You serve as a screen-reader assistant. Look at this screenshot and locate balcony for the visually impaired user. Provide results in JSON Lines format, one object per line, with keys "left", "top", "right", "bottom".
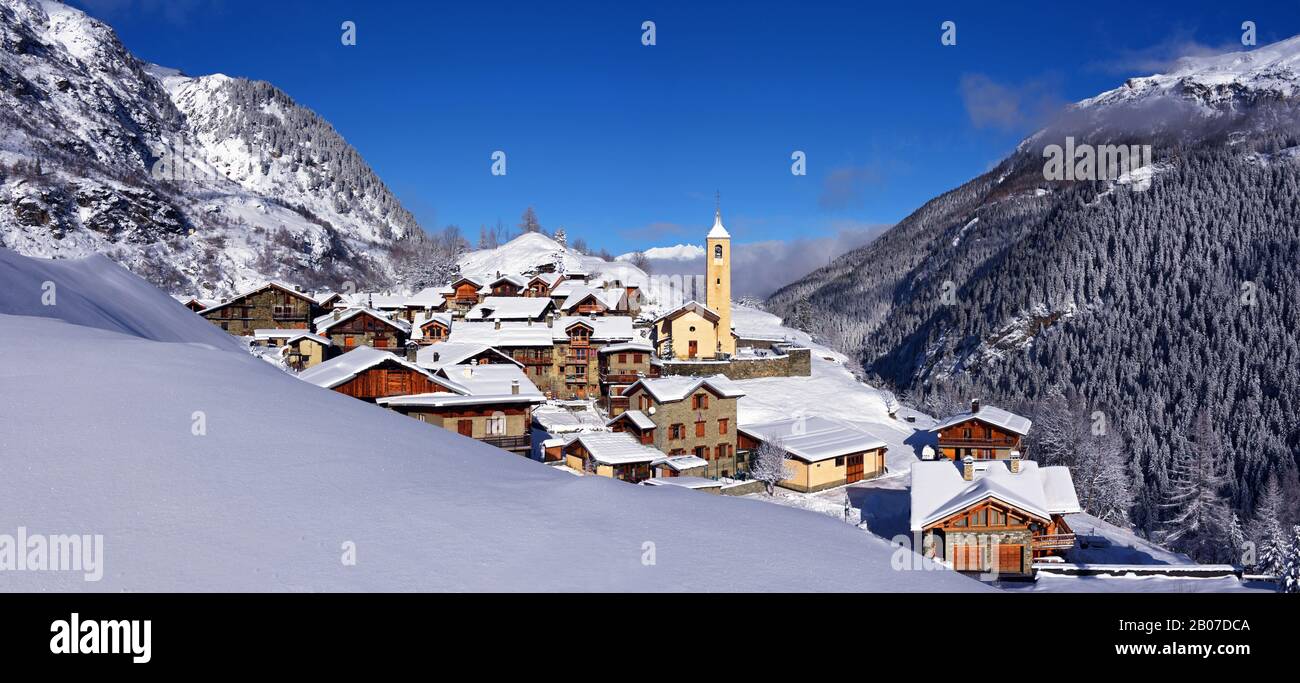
{"left": 1032, "top": 533, "right": 1076, "bottom": 550}
{"left": 564, "top": 374, "right": 588, "bottom": 384}
{"left": 514, "top": 354, "right": 553, "bottom": 365}
{"left": 939, "top": 436, "right": 1020, "bottom": 448}
{"left": 600, "top": 372, "right": 640, "bottom": 384}
{"left": 480, "top": 434, "right": 531, "bottom": 452}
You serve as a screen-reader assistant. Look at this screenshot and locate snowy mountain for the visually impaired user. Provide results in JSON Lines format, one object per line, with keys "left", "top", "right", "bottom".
{"left": 768, "top": 36, "right": 1300, "bottom": 547}
{"left": 459, "top": 231, "right": 653, "bottom": 290}
{"left": 0, "top": 0, "right": 421, "bottom": 298}
{"left": 0, "top": 246, "right": 983, "bottom": 591}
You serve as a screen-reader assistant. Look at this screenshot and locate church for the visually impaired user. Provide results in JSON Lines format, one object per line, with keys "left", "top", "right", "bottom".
{"left": 651, "top": 207, "right": 737, "bottom": 360}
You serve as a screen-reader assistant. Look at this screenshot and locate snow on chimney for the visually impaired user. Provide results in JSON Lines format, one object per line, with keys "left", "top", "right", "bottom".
{"left": 494, "top": 318, "right": 501, "bottom": 330}
{"left": 462, "top": 366, "right": 473, "bottom": 379}
{"left": 962, "top": 455, "right": 975, "bottom": 481}
{"left": 921, "top": 445, "right": 936, "bottom": 461}
{"left": 1009, "top": 450, "right": 1022, "bottom": 474}
{"left": 970, "top": 399, "right": 981, "bottom": 413}
{"left": 511, "top": 379, "right": 520, "bottom": 395}
{"left": 332, "top": 309, "right": 341, "bottom": 321}
{"left": 405, "top": 342, "right": 418, "bottom": 363}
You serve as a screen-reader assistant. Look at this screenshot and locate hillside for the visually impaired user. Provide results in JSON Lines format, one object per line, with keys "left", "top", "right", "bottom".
{"left": 0, "top": 0, "right": 423, "bottom": 298}
{"left": 768, "top": 36, "right": 1300, "bottom": 543}
{"left": 0, "top": 247, "right": 981, "bottom": 591}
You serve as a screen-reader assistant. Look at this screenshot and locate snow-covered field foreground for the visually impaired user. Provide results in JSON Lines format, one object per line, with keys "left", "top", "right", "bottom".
{"left": 0, "top": 250, "right": 984, "bottom": 592}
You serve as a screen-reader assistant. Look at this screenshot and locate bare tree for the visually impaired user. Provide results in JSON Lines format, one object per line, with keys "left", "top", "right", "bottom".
{"left": 519, "top": 206, "right": 542, "bottom": 234}
{"left": 750, "top": 439, "right": 794, "bottom": 496}
{"left": 628, "top": 250, "right": 652, "bottom": 274}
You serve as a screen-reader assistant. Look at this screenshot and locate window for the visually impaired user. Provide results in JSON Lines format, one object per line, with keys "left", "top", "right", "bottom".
{"left": 695, "top": 446, "right": 708, "bottom": 460}
{"left": 618, "top": 353, "right": 627, "bottom": 364}
{"left": 990, "top": 509, "right": 1004, "bottom": 526}
{"left": 963, "top": 427, "right": 972, "bottom": 438}
{"left": 972, "top": 509, "right": 987, "bottom": 527}
{"left": 670, "top": 424, "right": 685, "bottom": 440}
{"left": 695, "top": 421, "right": 706, "bottom": 437}
{"left": 714, "top": 244, "right": 723, "bottom": 260}
{"left": 692, "top": 394, "right": 709, "bottom": 410}
{"left": 486, "top": 415, "right": 507, "bottom": 436}
{"left": 633, "top": 353, "right": 643, "bottom": 363}
{"left": 718, "top": 418, "right": 728, "bottom": 435}
{"left": 835, "top": 456, "right": 844, "bottom": 466}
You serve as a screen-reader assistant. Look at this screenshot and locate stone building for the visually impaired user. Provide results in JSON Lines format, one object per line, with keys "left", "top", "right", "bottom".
{"left": 620, "top": 375, "right": 745, "bottom": 479}
{"left": 200, "top": 280, "right": 330, "bottom": 336}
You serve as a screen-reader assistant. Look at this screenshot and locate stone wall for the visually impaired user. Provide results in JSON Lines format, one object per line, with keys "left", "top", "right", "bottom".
{"left": 658, "top": 345, "right": 811, "bottom": 380}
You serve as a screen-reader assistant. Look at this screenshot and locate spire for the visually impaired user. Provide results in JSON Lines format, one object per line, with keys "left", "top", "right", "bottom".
{"left": 708, "top": 192, "right": 730, "bottom": 239}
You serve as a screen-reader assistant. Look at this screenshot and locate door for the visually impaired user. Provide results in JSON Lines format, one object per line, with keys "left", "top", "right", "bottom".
{"left": 845, "top": 453, "right": 864, "bottom": 483}
{"left": 688, "top": 340, "right": 698, "bottom": 358}
{"left": 457, "top": 420, "right": 473, "bottom": 437}
{"left": 997, "top": 545, "right": 1024, "bottom": 575}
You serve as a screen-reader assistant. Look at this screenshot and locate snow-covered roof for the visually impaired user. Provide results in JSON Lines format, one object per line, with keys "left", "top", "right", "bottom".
{"left": 650, "top": 454, "right": 708, "bottom": 472}
{"left": 707, "top": 210, "right": 730, "bottom": 239}
{"left": 489, "top": 274, "right": 529, "bottom": 288}
{"left": 553, "top": 315, "right": 638, "bottom": 342}
{"left": 598, "top": 341, "right": 654, "bottom": 354}
{"left": 253, "top": 329, "right": 332, "bottom": 345}
{"left": 409, "top": 311, "right": 453, "bottom": 340}
{"left": 197, "top": 279, "right": 322, "bottom": 314}
{"left": 415, "top": 342, "right": 520, "bottom": 370}
{"left": 404, "top": 287, "right": 447, "bottom": 308}
{"left": 378, "top": 365, "right": 544, "bottom": 408}
{"left": 558, "top": 285, "right": 610, "bottom": 312}
{"left": 643, "top": 476, "right": 721, "bottom": 490}
{"left": 568, "top": 432, "right": 665, "bottom": 465}
{"left": 548, "top": 279, "right": 581, "bottom": 298}
{"left": 313, "top": 307, "right": 413, "bottom": 335}
{"left": 447, "top": 321, "right": 556, "bottom": 348}
{"left": 738, "top": 416, "right": 887, "bottom": 463}
{"left": 653, "top": 300, "right": 720, "bottom": 324}
{"left": 608, "top": 410, "right": 656, "bottom": 431}
{"left": 909, "top": 459, "right": 1081, "bottom": 531}
{"left": 531, "top": 405, "right": 610, "bottom": 433}
{"left": 340, "top": 292, "right": 409, "bottom": 310}
{"left": 625, "top": 374, "right": 745, "bottom": 403}
{"left": 931, "top": 404, "right": 1032, "bottom": 435}
{"left": 467, "top": 296, "right": 553, "bottom": 321}
{"left": 298, "top": 346, "right": 440, "bottom": 390}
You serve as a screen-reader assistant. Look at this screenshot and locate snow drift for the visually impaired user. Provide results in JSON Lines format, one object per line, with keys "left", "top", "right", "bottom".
{"left": 0, "top": 248, "right": 980, "bottom": 591}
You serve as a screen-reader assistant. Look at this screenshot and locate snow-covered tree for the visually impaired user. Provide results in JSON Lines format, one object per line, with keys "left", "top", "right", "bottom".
{"left": 750, "top": 439, "right": 794, "bottom": 496}
{"left": 627, "top": 251, "right": 652, "bottom": 274}
{"left": 553, "top": 226, "right": 567, "bottom": 246}
{"left": 1074, "top": 431, "right": 1134, "bottom": 526}
{"left": 1277, "top": 526, "right": 1300, "bottom": 593}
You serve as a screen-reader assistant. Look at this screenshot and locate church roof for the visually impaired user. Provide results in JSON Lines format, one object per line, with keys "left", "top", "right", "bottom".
{"left": 707, "top": 209, "right": 730, "bottom": 239}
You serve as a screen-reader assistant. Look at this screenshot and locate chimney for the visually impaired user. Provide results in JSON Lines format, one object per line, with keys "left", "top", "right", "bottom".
{"left": 921, "top": 445, "right": 936, "bottom": 461}
{"left": 970, "top": 399, "right": 981, "bottom": 413}
{"left": 511, "top": 379, "right": 520, "bottom": 395}
{"left": 962, "top": 455, "right": 975, "bottom": 481}
{"left": 1009, "top": 450, "right": 1022, "bottom": 474}
{"left": 405, "top": 342, "right": 418, "bottom": 362}
{"left": 332, "top": 309, "right": 340, "bottom": 321}
{"left": 462, "top": 366, "right": 473, "bottom": 379}
{"left": 547, "top": 314, "right": 554, "bottom": 328}
{"left": 494, "top": 318, "right": 502, "bottom": 330}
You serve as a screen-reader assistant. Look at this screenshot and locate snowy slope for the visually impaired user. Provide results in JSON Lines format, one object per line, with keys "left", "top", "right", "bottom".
{"left": 0, "top": 0, "right": 417, "bottom": 297}
{"left": 0, "top": 251, "right": 981, "bottom": 592}
{"left": 731, "top": 305, "right": 930, "bottom": 472}
{"left": 459, "top": 232, "right": 654, "bottom": 293}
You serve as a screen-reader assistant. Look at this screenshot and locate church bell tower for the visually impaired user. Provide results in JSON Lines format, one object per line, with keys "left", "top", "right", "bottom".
{"left": 705, "top": 200, "right": 734, "bottom": 355}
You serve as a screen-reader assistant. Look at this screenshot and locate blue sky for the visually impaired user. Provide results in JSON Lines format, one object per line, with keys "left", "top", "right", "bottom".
{"left": 71, "top": 0, "right": 1300, "bottom": 254}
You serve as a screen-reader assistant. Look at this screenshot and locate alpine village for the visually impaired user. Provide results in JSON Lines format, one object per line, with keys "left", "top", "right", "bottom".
{"left": 185, "top": 208, "right": 1081, "bottom": 579}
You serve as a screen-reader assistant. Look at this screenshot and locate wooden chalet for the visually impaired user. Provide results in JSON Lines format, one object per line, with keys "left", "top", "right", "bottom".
{"left": 910, "top": 456, "right": 1081, "bottom": 577}
{"left": 377, "top": 365, "right": 545, "bottom": 455}
{"left": 737, "top": 416, "right": 888, "bottom": 492}
{"left": 562, "top": 432, "right": 663, "bottom": 483}
{"left": 488, "top": 274, "right": 528, "bottom": 297}
{"left": 200, "top": 281, "right": 329, "bottom": 336}
{"left": 597, "top": 341, "right": 653, "bottom": 413}
{"left": 313, "top": 307, "right": 412, "bottom": 352}
{"left": 607, "top": 409, "right": 657, "bottom": 445}
{"left": 931, "top": 400, "right": 1032, "bottom": 461}
{"left": 524, "top": 274, "right": 560, "bottom": 298}
{"left": 411, "top": 311, "right": 452, "bottom": 345}
{"left": 297, "top": 345, "right": 452, "bottom": 402}
{"left": 448, "top": 276, "right": 487, "bottom": 313}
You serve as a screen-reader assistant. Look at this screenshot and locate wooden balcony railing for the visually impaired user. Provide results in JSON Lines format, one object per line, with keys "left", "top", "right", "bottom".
{"left": 480, "top": 435, "right": 531, "bottom": 451}
{"left": 1032, "top": 533, "right": 1076, "bottom": 550}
